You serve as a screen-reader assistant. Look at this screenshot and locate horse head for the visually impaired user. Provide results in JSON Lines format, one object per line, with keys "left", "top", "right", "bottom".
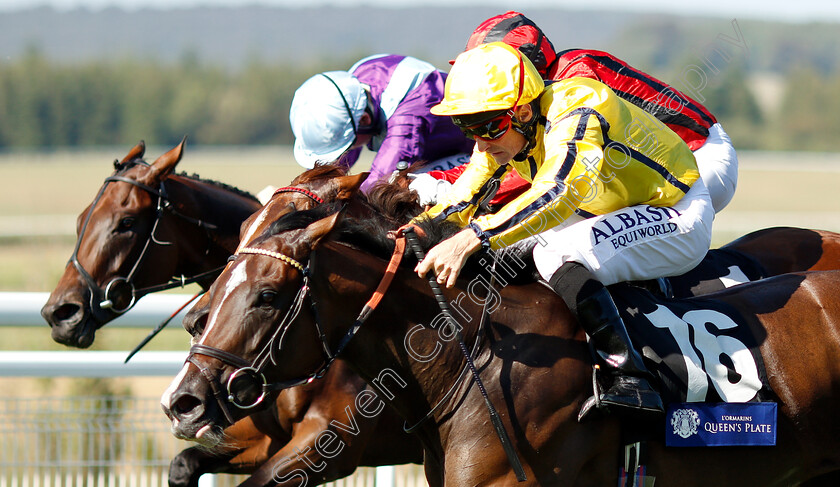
{"left": 166, "top": 171, "right": 403, "bottom": 443}
{"left": 163, "top": 202, "right": 348, "bottom": 444}
{"left": 180, "top": 168, "right": 369, "bottom": 342}
{"left": 41, "top": 138, "right": 262, "bottom": 348}
{"left": 161, "top": 179, "right": 587, "bottom": 483}
{"left": 162, "top": 178, "right": 491, "bottom": 440}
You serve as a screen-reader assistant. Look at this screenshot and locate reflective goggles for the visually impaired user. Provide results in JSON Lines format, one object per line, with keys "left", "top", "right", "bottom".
{"left": 454, "top": 112, "right": 512, "bottom": 141}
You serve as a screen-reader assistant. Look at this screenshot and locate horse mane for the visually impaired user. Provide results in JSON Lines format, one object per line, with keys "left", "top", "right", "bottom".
{"left": 267, "top": 202, "right": 348, "bottom": 236}
{"left": 262, "top": 180, "right": 458, "bottom": 257}
{"left": 178, "top": 172, "right": 258, "bottom": 202}
{"left": 336, "top": 182, "right": 462, "bottom": 261}
{"left": 342, "top": 182, "right": 538, "bottom": 282}
{"left": 365, "top": 180, "right": 425, "bottom": 224}
{"left": 290, "top": 164, "right": 348, "bottom": 185}
{"left": 113, "top": 156, "right": 258, "bottom": 202}
{"left": 260, "top": 177, "right": 537, "bottom": 282}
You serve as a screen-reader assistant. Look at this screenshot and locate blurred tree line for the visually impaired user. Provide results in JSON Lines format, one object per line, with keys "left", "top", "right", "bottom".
{"left": 0, "top": 47, "right": 838, "bottom": 151}
{"left": 0, "top": 48, "right": 320, "bottom": 148}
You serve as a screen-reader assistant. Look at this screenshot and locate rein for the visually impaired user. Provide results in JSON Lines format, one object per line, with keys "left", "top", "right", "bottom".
{"left": 402, "top": 226, "right": 527, "bottom": 482}
{"left": 187, "top": 217, "right": 525, "bottom": 481}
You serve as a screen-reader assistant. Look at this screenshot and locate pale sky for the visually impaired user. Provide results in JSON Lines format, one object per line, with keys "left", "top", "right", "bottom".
{"left": 1, "top": 0, "right": 839, "bottom": 23}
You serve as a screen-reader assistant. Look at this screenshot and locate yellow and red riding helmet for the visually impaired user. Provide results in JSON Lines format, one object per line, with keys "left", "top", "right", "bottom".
{"left": 432, "top": 42, "right": 545, "bottom": 118}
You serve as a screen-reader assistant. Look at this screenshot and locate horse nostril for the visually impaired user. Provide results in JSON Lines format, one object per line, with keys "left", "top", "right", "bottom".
{"left": 183, "top": 309, "right": 208, "bottom": 338}
{"left": 171, "top": 393, "right": 203, "bottom": 420}
{"left": 53, "top": 303, "right": 82, "bottom": 323}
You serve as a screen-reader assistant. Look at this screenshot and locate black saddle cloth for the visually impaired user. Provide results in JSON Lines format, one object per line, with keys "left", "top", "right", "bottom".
{"left": 666, "top": 248, "right": 767, "bottom": 298}
{"left": 609, "top": 283, "right": 775, "bottom": 405}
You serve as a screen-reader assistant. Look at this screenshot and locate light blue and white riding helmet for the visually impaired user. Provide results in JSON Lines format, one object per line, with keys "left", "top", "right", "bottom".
{"left": 290, "top": 71, "right": 368, "bottom": 169}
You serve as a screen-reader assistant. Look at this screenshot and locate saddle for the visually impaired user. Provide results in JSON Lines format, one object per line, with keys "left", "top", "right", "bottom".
{"left": 608, "top": 283, "right": 778, "bottom": 486}
{"left": 488, "top": 244, "right": 778, "bottom": 485}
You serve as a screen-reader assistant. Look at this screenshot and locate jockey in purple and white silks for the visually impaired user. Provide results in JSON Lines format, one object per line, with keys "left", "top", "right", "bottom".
{"left": 290, "top": 54, "right": 474, "bottom": 192}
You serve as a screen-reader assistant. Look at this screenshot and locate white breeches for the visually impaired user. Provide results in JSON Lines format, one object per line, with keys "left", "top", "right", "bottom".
{"left": 531, "top": 178, "right": 714, "bottom": 285}
{"left": 695, "top": 123, "right": 738, "bottom": 213}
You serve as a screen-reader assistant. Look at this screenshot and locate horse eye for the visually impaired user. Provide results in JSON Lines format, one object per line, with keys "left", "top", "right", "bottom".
{"left": 118, "top": 217, "right": 136, "bottom": 231}
{"left": 258, "top": 290, "right": 276, "bottom": 306}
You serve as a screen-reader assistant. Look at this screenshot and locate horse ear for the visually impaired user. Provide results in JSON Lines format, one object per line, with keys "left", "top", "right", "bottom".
{"left": 120, "top": 141, "right": 146, "bottom": 163}
{"left": 335, "top": 172, "right": 369, "bottom": 200}
{"left": 304, "top": 209, "right": 344, "bottom": 249}
{"left": 145, "top": 136, "right": 187, "bottom": 183}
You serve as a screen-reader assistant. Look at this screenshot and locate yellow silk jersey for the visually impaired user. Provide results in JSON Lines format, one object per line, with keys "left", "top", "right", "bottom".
{"left": 420, "top": 77, "right": 700, "bottom": 250}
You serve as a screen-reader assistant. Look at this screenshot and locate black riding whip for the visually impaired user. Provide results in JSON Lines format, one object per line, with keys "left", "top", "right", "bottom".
{"left": 124, "top": 291, "right": 203, "bottom": 363}
{"left": 402, "top": 226, "right": 527, "bottom": 482}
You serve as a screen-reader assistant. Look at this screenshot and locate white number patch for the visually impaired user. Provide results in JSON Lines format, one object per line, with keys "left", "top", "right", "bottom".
{"left": 645, "top": 305, "right": 762, "bottom": 402}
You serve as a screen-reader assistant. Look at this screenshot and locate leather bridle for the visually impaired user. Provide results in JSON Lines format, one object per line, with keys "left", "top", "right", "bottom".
{"left": 123, "top": 185, "right": 327, "bottom": 362}
{"left": 70, "top": 162, "right": 223, "bottom": 324}
{"left": 178, "top": 191, "right": 526, "bottom": 478}
{"left": 185, "top": 217, "right": 404, "bottom": 424}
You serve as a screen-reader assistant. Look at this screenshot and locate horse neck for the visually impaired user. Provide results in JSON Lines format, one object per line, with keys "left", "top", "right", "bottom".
{"left": 309, "top": 240, "right": 572, "bottom": 455}
{"left": 167, "top": 175, "right": 261, "bottom": 269}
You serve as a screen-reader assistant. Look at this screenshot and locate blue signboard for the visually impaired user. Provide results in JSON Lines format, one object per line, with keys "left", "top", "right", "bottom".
{"left": 666, "top": 403, "right": 777, "bottom": 447}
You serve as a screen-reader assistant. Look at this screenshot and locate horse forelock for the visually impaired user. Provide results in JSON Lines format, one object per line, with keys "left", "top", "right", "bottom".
{"left": 264, "top": 202, "right": 346, "bottom": 240}
{"left": 113, "top": 157, "right": 148, "bottom": 173}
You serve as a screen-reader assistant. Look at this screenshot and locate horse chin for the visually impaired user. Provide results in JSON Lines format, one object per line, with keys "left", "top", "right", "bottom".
{"left": 193, "top": 424, "right": 236, "bottom": 453}
{"left": 172, "top": 419, "right": 231, "bottom": 452}
{"left": 50, "top": 315, "right": 97, "bottom": 349}
{"left": 165, "top": 395, "right": 238, "bottom": 450}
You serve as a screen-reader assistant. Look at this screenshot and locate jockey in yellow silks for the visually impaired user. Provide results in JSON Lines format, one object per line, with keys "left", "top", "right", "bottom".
{"left": 412, "top": 42, "right": 714, "bottom": 418}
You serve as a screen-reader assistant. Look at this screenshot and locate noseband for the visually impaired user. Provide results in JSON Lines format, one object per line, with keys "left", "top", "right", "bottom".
{"left": 71, "top": 162, "right": 221, "bottom": 323}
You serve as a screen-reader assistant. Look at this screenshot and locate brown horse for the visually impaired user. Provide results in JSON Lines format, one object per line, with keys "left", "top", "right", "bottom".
{"left": 168, "top": 168, "right": 425, "bottom": 487}
{"left": 39, "top": 148, "right": 422, "bottom": 486}
{"left": 41, "top": 139, "right": 262, "bottom": 348}
{"left": 45, "top": 148, "right": 840, "bottom": 485}
{"left": 722, "top": 226, "right": 840, "bottom": 274}
{"left": 162, "top": 187, "right": 840, "bottom": 486}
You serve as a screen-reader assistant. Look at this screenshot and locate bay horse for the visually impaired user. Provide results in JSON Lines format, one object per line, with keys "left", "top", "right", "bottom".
{"left": 161, "top": 187, "right": 840, "bottom": 486}
{"left": 39, "top": 147, "right": 422, "bottom": 486}
{"left": 41, "top": 138, "right": 262, "bottom": 349}
{"left": 721, "top": 225, "right": 840, "bottom": 274}
{"left": 44, "top": 148, "right": 840, "bottom": 485}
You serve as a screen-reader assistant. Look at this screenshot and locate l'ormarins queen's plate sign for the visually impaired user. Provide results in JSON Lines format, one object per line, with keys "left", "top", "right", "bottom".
{"left": 666, "top": 403, "right": 777, "bottom": 447}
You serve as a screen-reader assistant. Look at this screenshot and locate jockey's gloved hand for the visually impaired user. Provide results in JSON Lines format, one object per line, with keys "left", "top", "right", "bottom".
{"left": 408, "top": 173, "right": 453, "bottom": 207}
